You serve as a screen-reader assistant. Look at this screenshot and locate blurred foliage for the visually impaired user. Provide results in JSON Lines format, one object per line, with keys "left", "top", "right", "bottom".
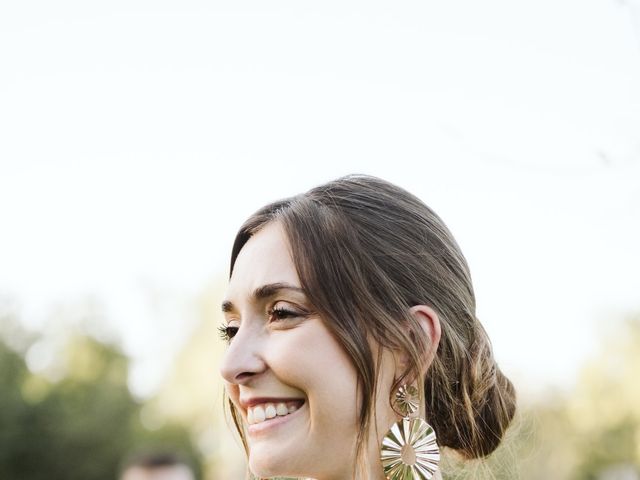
{"left": 0, "top": 320, "right": 203, "bottom": 480}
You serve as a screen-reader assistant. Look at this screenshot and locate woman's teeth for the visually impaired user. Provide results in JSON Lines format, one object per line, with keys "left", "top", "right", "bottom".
{"left": 247, "top": 402, "right": 301, "bottom": 425}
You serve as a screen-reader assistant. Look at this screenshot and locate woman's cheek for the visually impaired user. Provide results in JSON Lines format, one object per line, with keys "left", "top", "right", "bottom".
{"left": 225, "top": 383, "right": 241, "bottom": 405}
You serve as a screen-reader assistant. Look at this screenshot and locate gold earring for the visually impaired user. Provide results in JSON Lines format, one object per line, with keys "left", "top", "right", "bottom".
{"left": 380, "top": 384, "right": 440, "bottom": 480}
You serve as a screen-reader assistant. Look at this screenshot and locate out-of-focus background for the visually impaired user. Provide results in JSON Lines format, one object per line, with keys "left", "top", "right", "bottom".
{"left": 1, "top": 1, "right": 639, "bottom": 479}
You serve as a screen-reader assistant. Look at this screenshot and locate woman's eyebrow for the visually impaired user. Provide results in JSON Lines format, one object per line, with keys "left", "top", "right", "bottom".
{"left": 221, "top": 282, "right": 306, "bottom": 313}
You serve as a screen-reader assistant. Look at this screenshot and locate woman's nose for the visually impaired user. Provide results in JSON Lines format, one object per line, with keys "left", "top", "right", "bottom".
{"left": 219, "top": 326, "right": 267, "bottom": 384}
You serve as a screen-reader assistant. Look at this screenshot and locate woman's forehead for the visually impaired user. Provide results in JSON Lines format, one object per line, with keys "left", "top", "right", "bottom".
{"left": 226, "top": 222, "right": 301, "bottom": 302}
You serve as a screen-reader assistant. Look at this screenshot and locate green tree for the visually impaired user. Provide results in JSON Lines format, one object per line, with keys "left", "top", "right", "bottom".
{"left": 0, "top": 330, "right": 203, "bottom": 480}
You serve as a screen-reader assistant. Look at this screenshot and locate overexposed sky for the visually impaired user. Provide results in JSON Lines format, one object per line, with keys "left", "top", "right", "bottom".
{"left": 1, "top": 0, "right": 639, "bottom": 397}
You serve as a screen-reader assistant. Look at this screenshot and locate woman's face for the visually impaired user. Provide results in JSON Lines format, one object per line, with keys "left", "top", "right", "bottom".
{"left": 219, "top": 222, "right": 397, "bottom": 479}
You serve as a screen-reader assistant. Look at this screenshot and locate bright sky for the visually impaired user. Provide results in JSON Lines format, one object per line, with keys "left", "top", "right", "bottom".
{"left": 1, "top": 0, "right": 639, "bottom": 398}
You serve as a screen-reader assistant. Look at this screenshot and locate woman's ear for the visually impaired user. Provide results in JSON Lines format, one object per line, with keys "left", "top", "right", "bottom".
{"left": 410, "top": 305, "right": 441, "bottom": 370}
{"left": 394, "top": 305, "right": 442, "bottom": 382}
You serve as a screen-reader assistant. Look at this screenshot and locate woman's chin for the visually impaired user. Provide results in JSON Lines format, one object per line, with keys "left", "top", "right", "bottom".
{"left": 249, "top": 452, "right": 292, "bottom": 479}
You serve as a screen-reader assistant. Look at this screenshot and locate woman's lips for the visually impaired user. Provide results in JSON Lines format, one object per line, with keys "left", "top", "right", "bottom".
{"left": 247, "top": 401, "right": 306, "bottom": 437}
{"left": 239, "top": 396, "right": 305, "bottom": 410}
{"left": 247, "top": 400, "right": 304, "bottom": 425}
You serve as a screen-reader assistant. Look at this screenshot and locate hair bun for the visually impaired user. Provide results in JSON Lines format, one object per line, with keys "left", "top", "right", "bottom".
{"left": 427, "top": 324, "right": 517, "bottom": 459}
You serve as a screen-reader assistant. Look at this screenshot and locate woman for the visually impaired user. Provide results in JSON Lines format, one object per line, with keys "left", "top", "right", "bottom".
{"left": 219, "top": 175, "right": 516, "bottom": 480}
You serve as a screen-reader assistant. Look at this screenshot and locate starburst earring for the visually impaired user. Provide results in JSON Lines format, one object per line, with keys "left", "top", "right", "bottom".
{"left": 380, "top": 384, "right": 440, "bottom": 480}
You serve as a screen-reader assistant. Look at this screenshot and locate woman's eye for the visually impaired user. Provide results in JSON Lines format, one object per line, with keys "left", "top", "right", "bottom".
{"left": 218, "top": 306, "right": 306, "bottom": 342}
{"left": 217, "top": 324, "right": 239, "bottom": 343}
{"left": 268, "top": 306, "right": 300, "bottom": 322}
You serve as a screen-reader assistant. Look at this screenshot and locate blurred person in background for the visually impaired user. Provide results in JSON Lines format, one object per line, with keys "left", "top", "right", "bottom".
{"left": 119, "top": 452, "right": 195, "bottom": 480}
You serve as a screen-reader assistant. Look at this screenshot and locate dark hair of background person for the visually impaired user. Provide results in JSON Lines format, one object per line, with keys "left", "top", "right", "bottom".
{"left": 119, "top": 451, "right": 195, "bottom": 479}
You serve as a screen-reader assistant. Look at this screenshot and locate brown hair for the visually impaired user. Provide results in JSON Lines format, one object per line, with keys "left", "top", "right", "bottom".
{"left": 227, "top": 174, "right": 516, "bottom": 477}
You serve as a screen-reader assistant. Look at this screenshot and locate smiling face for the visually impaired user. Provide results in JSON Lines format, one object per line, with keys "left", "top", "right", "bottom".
{"left": 219, "top": 221, "right": 398, "bottom": 479}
